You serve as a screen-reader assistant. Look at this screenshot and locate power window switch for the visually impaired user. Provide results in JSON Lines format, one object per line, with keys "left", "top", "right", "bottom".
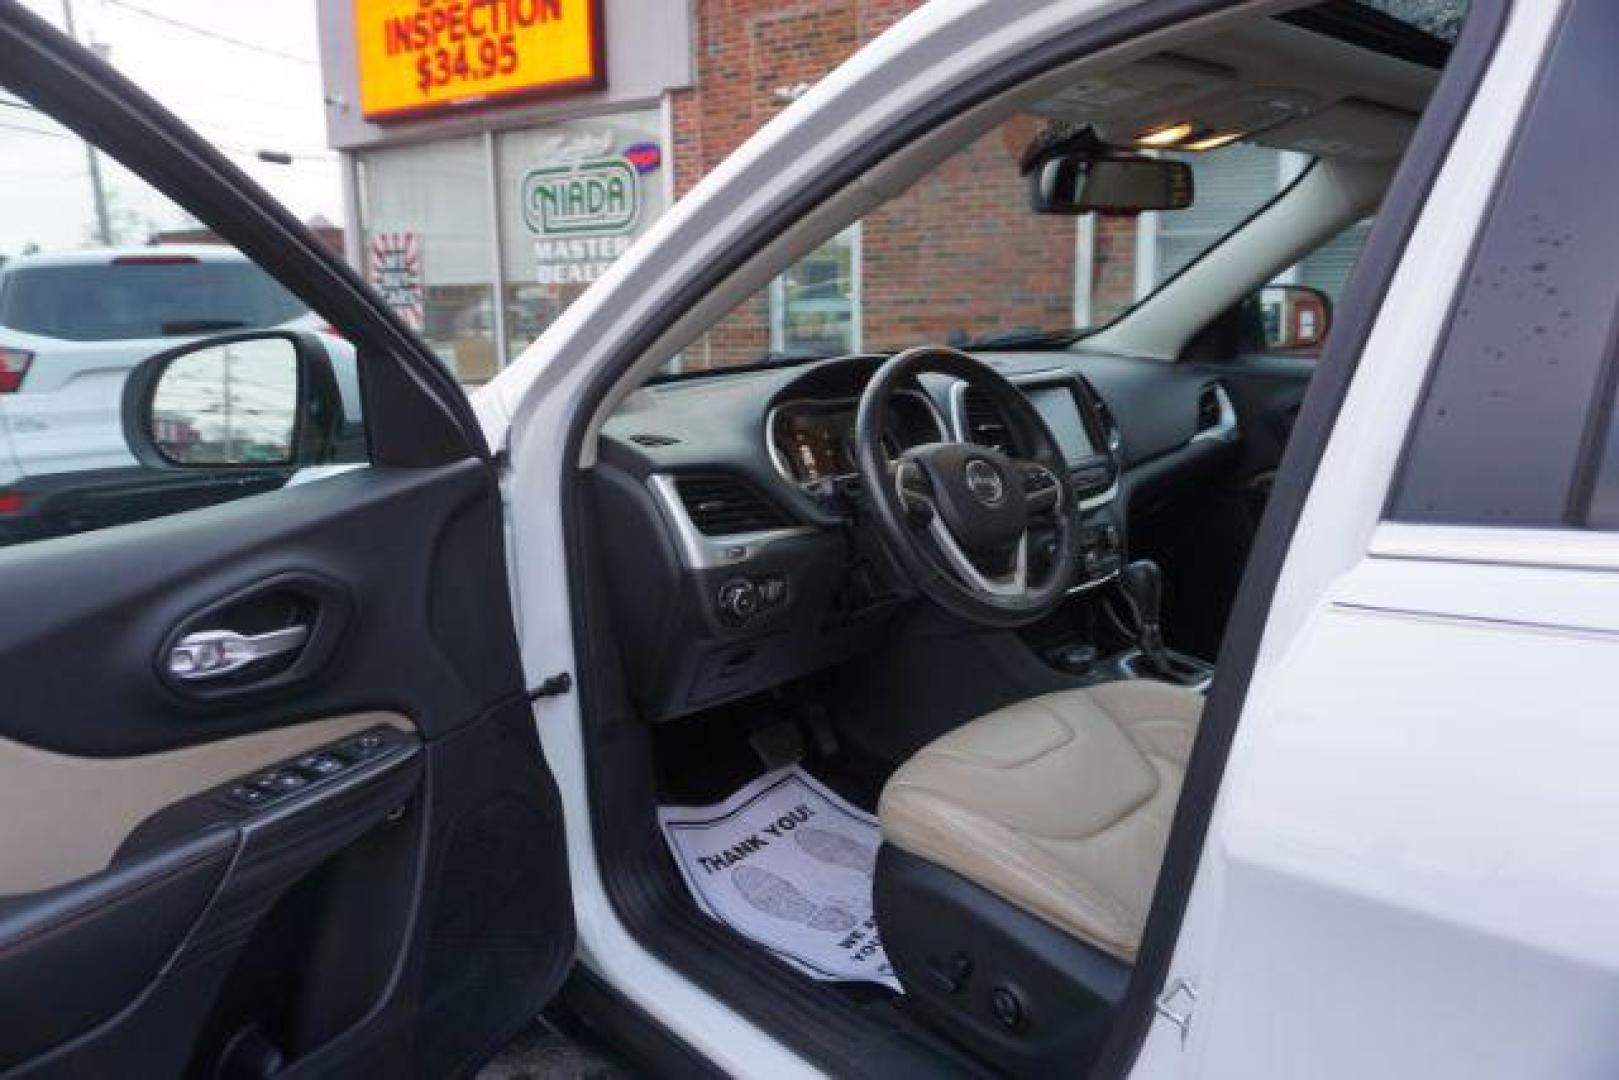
{"left": 346, "top": 732, "right": 387, "bottom": 759}
{"left": 255, "top": 769, "right": 311, "bottom": 794}
{"left": 225, "top": 783, "right": 274, "bottom": 809}
{"left": 296, "top": 753, "right": 346, "bottom": 777}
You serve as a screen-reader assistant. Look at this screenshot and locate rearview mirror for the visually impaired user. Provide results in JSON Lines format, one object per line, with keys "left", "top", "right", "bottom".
{"left": 1259, "top": 285, "right": 1332, "bottom": 352}
{"left": 123, "top": 330, "right": 346, "bottom": 470}
{"left": 1029, "top": 153, "right": 1194, "bottom": 215}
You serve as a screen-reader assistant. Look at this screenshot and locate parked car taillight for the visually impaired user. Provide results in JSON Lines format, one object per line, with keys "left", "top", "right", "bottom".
{"left": 0, "top": 347, "right": 34, "bottom": 393}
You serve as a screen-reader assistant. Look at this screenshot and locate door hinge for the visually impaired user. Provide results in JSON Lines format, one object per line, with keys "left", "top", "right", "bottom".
{"left": 527, "top": 672, "right": 573, "bottom": 701}
{"left": 1154, "top": 976, "right": 1199, "bottom": 1047}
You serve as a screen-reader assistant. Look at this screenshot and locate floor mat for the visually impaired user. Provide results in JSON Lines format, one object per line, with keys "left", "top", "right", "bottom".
{"left": 659, "top": 765, "right": 900, "bottom": 991}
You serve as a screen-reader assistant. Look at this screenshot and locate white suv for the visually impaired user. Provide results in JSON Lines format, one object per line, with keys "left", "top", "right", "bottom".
{"left": 0, "top": 246, "right": 355, "bottom": 538}
{"left": 0, "top": 246, "right": 325, "bottom": 481}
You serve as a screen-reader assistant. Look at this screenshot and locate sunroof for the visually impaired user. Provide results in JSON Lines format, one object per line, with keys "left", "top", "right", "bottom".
{"left": 1355, "top": 0, "right": 1466, "bottom": 43}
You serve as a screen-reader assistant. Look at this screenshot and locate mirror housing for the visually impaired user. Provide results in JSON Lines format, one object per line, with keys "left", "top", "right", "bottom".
{"left": 1259, "top": 285, "right": 1333, "bottom": 352}
{"left": 1025, "top": 130, "right": 1194, "bottom": 215}
{"left": 122, "top": 330, "right": 349, "bottom": 471}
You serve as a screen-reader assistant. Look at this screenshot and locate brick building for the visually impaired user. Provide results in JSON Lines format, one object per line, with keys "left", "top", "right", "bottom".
{"left": 317, "top": 0, "right": 1368, "bottom": 380}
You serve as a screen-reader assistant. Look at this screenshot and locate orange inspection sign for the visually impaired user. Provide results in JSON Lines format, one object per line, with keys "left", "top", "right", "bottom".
{"left": 355, "top": 0, "right": 604, "bottom": 121}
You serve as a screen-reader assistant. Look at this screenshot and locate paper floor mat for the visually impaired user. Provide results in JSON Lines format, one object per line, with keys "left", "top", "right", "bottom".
{"left": 658, "top": 765, "right": 899, "bottom": 991}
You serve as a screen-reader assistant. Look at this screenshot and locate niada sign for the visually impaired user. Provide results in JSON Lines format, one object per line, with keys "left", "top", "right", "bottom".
{"left": 522, "top": 154, "right": 650, "bottom": 285}
{"left": 522, "top": 157, "right": 640, "bottom": 237}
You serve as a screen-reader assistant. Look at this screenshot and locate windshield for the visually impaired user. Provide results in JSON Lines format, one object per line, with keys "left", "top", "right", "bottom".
{"left": 0, "top": 260, "right": 308, "bottom": 342}
{"left": 670, "top": 118, "right": 1305, "bottom": 375}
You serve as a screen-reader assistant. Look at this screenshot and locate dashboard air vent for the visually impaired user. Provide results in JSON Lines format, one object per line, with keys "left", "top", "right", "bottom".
{"left": 959, "top": 386, "right": 1010, "bottom": 452}
{"left": 673, "top": 473, "right": 792, "bottom": 536}
{"left": 1193, "top": 382, "right": 1238, "bottom": 444}
{"left": 630, "top": 432, "right": 681, "bottom": 447}
{"left": 1077, "top": 378, "right": 1122, "bottom": 454}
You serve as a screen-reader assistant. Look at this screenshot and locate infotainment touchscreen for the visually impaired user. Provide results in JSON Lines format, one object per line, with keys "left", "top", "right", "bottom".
{"left": 1027, "top": 385, "right": 1096, "bottom": 465}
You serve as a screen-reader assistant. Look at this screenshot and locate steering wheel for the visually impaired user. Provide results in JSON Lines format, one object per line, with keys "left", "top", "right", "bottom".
{"left": 856, "top": 346, "right": 1078, "bottom": 628}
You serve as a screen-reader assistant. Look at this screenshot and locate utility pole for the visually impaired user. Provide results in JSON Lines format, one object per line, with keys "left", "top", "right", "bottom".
{"left": 61, "top": 0, "right": 112, "bottom": 246}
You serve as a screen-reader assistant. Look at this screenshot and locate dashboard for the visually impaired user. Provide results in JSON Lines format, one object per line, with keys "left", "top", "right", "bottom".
{"left": 592, "top": 348, "right": 1258, "bottom": 723}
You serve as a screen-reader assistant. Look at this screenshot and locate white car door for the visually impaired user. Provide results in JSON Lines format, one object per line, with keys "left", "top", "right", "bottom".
{"left": 1131, "top": 0, "right": 1619, "bottom": 1076}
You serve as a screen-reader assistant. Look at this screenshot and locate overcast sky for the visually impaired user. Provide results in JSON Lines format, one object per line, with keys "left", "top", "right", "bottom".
{"left": 1, "top": 0, "right": 340, "bottom": 260}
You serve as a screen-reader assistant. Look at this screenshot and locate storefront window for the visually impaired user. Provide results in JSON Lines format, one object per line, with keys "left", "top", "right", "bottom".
{"left": 357, "top": 136, "right": 497, "bottom": 384}
{"left": 495, "top": 110, "right": 668, "bottom": 360}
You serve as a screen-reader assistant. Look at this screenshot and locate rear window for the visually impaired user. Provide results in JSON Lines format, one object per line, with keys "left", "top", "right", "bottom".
{"left": 0, "top": 259, "right": 309, "bottom": 342}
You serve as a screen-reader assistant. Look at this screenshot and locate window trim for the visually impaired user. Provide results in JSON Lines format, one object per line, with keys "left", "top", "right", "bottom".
{"left": 1372, "top": 521, "right": 1619, "bottom": 574}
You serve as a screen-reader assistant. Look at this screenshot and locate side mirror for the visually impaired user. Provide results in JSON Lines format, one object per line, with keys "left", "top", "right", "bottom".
{"left": 122, "top": 330, "right": 347, "bottom": 470}
{"left": 1258, "top": 285, "right": 1333, "bottom": 352}
{"left": 1029, "top": 153, "right": 1194, "bottom": 215}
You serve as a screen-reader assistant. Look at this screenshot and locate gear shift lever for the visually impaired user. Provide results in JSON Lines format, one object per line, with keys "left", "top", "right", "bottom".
{"left": 1117, "top": 559, "right": 1172, "bottom": 676}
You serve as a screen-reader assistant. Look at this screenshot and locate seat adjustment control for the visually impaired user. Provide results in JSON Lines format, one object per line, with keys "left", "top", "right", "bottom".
{"left": 990, "top": 985, "right": 1028, "bottom": 1032}
{"left": 926, "top": 952, "right": 973, "bottom": 994}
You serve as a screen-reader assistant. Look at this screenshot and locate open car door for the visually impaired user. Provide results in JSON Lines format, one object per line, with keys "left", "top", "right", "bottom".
{"left": 0, "top": 5, "right": 573, "bottom": 1076}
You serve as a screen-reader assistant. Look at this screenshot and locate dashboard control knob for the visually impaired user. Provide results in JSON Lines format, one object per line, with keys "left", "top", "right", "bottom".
{"left": 717, "top": 578, "right": 761, "bottom": 623}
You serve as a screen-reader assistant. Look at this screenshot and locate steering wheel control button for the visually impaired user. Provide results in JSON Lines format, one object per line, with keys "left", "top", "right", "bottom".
{"left": 1021, "top": 465, "right": 1057, "bottom": 493}
{"left": 717, "top": 577, "right": 761, "bottom": 624}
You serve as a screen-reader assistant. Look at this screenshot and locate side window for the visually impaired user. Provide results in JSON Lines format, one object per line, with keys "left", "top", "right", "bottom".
{"left": 1388, "top": 0, "right": 1619, "bottom": 528}
{"left": 0, "top": 82, "right": 365, "bottom": 547}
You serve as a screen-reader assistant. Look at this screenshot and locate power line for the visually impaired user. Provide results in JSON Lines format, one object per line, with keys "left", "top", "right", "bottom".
{"left": 4, "top": 87, "right": 334, "bottom": 163}
{"left": 0, "top": 118, "right": 71, "bottom": 139}
{"left": 136, "top": 78, "right": 318, "bottom": 113}
{"left": 0, "top": 95, "right": 47, "bottom": 114}
{"left": 101, "top": 0, "right": 318, "bottom": 67}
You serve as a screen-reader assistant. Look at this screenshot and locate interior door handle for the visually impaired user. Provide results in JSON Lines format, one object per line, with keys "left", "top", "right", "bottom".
{"left": 168, "top": 626, "right": 310, "bottom": 681}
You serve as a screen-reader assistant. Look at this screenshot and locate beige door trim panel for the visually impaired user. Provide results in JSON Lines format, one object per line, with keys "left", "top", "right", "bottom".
{"left": 0, "top": 711, "right": 414, "bottom": 897}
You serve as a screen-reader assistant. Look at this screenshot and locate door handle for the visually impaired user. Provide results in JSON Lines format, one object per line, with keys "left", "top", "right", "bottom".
{"left": 168, "top": 626, "right": 310, "bottom": 681}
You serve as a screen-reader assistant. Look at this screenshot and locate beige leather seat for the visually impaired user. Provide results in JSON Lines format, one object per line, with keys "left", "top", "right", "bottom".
{"left": 878, "top": 680, "right": 1202, "bottom": 963}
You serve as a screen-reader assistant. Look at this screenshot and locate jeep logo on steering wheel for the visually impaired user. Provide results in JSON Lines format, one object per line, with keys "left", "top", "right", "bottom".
{"left": 964, "top": 459, "right": 1006, "bottom": 506}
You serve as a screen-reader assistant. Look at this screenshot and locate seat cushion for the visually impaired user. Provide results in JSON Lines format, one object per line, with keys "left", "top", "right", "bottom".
{"left": 877, "top": 680, "right": 1202, "bottom": 962}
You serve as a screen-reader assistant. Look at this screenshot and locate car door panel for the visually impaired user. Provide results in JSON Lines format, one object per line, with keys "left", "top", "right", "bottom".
{"left": 0, "top": 4, "right": 576, "bottom": 1071}
{"left": 0, "top": 461, "right": 572, "bottom": 1078}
